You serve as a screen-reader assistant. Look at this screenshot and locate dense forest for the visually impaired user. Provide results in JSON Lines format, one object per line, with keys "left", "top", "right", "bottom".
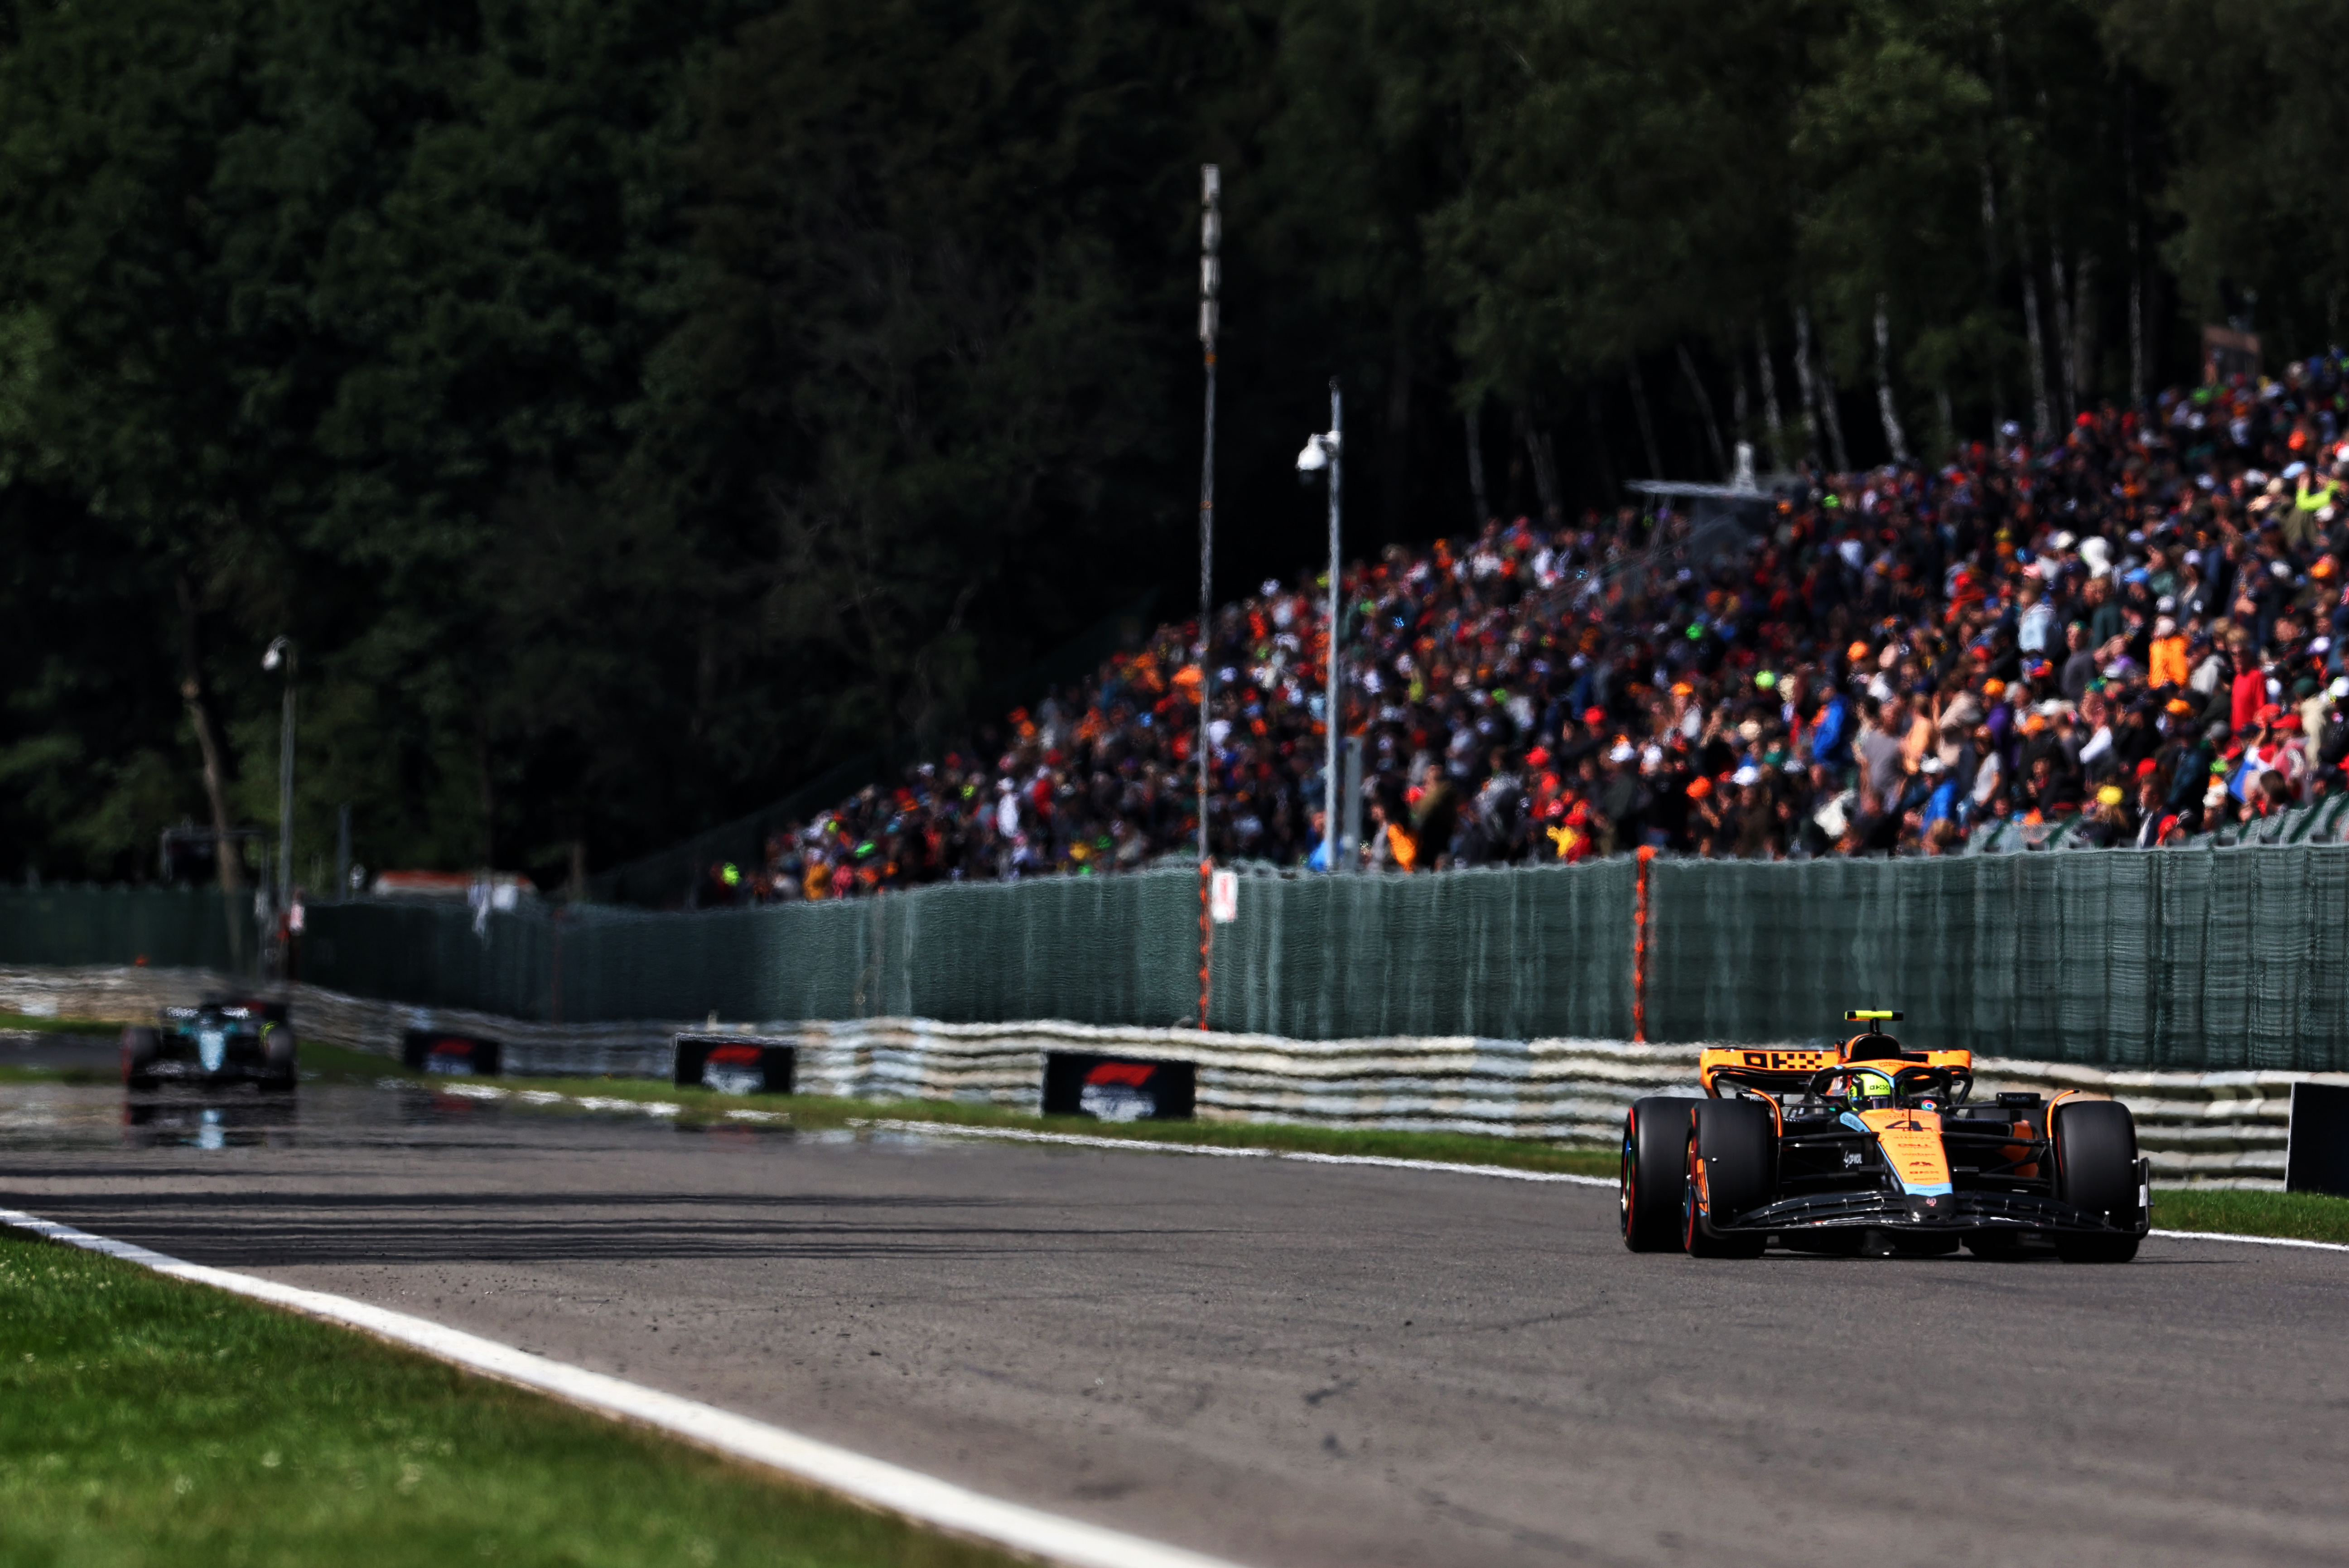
{"left": 0, "top": 0, "right": 2336, "bottom": 888}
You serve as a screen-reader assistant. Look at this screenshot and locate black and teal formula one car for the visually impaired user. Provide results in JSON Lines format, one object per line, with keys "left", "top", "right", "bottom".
{"left": 122, "top": 997, "right": 297, "bottom": 1092}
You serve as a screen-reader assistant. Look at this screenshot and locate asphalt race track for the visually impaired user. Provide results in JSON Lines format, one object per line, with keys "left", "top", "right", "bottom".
{"left": 3, "top": 1080, "right": 2344, "bottom": 1568}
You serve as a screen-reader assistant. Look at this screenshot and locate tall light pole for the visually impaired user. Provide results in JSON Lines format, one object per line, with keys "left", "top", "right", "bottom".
{"left": 1196, "top": 164, "right": 1220, "bottom": 867}
{"left": 261, "top": 637, "right": 295, "bottom": 923}
{"left": 1296, "top": 380, "right": 1343, "bottom": 872}
{"left": 1196, "top": 164, "right": 1220, "bottom": 1030}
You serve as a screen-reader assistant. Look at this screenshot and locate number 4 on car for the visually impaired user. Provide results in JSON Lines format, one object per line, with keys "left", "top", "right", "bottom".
{"left": 1619, "top": 1010, "right": 2149, "bottom": 1263}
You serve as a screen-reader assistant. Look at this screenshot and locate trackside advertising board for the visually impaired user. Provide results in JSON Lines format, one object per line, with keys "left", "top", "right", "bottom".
{"left": 672, "top": 1034, "right": 796, "bottom": 1095}
{"left": 401, "top": 1031, "right": 502, "bottom": 1078}
{"left": 1042, "top": 1053, "right": 1195, "bottom": 1122}
{"left": 2286, "top": 1082, "right": 2349, "bottom": 1198}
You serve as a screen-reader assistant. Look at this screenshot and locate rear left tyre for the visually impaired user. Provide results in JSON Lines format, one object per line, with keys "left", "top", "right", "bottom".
{"left": 2051, "top": 1099, "right": 2142, "bottom": 1263}
{"left": 1621, "top": 1098, "right": 1694, "bottom": 1252}
{"left": 1683, "top": 1098, "right": 1772, "bottom": 1259}
{"left": 259, "top": 1024, "right": 298, "bottom": 1094}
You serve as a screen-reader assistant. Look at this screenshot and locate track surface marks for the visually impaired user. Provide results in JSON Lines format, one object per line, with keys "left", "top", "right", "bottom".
{"left": 1, "top": 1083, "right": 2340, "bottom": 1568}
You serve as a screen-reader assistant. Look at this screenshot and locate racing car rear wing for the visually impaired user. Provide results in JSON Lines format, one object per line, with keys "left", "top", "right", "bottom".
{"left": 1698, "top": 1044, "right": 1974, "bottom": 1099}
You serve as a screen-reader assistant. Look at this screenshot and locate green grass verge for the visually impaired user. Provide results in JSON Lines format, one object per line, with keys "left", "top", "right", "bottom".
{"left": 0, "top": 1229, "right": 1012, "bottom": 1568}
{"left": 2151, "top": 1187, "right": 2349, "bottom": 1246}
{"left": 0, "top": 1064, "right": 117, "bottom": 1087}
{"left": 298, "top": 1041, "right": 1620, "bottom": 1179}
{"left": 0, "top": 1013, "right": 122, "bottom": 1086}
{"left": 0, "top": 1012, "right": 126, "bottom": 1037}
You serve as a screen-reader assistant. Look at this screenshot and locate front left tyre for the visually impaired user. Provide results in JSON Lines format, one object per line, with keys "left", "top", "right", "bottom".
{"left": 1621, "top": 1098, "right": 1693, "bottom": 1252}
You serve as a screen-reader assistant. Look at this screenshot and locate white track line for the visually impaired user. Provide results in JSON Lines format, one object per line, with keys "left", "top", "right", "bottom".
{"left": 2150, "top": 1228, "right": 2349, "bottom": 1253}
{"left": 0, "top": 1207, "right": 1244, "bottom": 1568}
{"left": 868, "top": 1119, "right": 1615, "bottom": 1185}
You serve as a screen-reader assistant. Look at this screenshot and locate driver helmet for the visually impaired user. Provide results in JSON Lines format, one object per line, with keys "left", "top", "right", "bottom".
{"left": 1847, "top": 1065, "right": 1896, "bottom": 1107}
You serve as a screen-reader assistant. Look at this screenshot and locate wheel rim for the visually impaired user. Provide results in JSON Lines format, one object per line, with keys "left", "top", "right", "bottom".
{"left": 1619, "top": 1117, "right": 1635, "bottom": 1236}
{"left": 1683, "top": 1128, "right": 1699, "bottom": 1250}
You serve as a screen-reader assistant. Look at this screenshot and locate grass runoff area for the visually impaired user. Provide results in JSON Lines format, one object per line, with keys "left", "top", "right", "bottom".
{"left": 0, "top": 1229, "right": 1015, "bottom": 1568}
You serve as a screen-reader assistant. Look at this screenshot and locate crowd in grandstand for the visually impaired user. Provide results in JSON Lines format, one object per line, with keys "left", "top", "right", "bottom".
{"left": 721, "top": 362, "right": 2349, "bottom": 901}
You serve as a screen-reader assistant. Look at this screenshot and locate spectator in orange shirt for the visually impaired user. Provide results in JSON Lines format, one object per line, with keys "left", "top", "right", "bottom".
{"left": 2147, "top": 614, "right": 2189, "bottom": 690}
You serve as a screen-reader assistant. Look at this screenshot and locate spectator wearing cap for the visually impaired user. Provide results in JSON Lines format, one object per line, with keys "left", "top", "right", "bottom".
{"left": 1733, "top": 768, "right": 1776, "bottom": 859}
{"left": 2074, "top": 783, "right": 2131, "bottom": 847}
{"left": 2293, "top": 464, "right": 2341, "bottom": 551}
{"left": 1685, "top": 775, "right": 1726, "bottom": 857}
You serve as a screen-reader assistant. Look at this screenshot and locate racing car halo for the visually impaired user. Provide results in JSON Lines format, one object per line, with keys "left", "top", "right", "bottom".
{"left": 1621, "top": 1010, "right": 2148, "bottom": 1262}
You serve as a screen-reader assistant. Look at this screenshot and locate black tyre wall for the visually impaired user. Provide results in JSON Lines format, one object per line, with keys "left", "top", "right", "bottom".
{"left": 1621, "top": 1097, "right": 1693, "bottom": 1253}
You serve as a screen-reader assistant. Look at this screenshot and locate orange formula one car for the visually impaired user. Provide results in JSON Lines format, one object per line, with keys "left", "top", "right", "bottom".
{"left": 1620, "top": 1012, "right": 2149, "bottom": 1262}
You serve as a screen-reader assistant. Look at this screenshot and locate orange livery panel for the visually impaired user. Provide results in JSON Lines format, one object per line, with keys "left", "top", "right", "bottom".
{"left": 1859, "top": 1106, "right": 1954, "bottom": 1194}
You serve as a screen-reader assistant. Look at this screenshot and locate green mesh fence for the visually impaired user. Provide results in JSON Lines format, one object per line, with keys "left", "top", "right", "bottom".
{"left": 304, "top": 868, "right": 1206, "bottom": 1030}
{"left": 0, "top": 886, "right": 246, "bottom": 972}
{"left": 276, "top": 843, "right": 2349, "bottom": 1069}
{"left": 1647, "top": 845, "right": 2349, "bottom": 1070}
{"left": 301, "top": 863, "right": 1633, "bottom": 1039}
{"left": 1206, "top": 861, "right": 1635, "bottom": 1040}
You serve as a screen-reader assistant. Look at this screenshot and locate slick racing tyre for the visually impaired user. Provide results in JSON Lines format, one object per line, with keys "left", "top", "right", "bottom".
{"left": 121, "top": 1025, "right": 159, "bottom": 1089}
{"left": 1683, "top": 1098, "right": 1771, "bottom": 1259}
{"left": 1621, "top": 1098, "right": 1693, "bottom": 1252}
{"left": 259, "top": 1023, "right": 298, "bottom": 1094}
{"left": 2051, "top": 1098, "right": 2142, "bottom": 1263}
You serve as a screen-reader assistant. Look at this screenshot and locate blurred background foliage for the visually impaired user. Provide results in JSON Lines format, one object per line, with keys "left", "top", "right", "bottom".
{"left": 0, "top": 0, "right": 2322, "bottom": 885}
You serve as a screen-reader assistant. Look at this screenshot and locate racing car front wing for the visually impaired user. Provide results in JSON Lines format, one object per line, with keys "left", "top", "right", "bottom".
{"left": 1713, "top": 1164, "right": 2151, "bottom": 1240}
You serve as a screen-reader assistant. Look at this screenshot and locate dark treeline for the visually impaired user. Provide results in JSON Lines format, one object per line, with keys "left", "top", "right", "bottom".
{"left": 0, "top": 0, "right": 2332, "bottom": 886}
